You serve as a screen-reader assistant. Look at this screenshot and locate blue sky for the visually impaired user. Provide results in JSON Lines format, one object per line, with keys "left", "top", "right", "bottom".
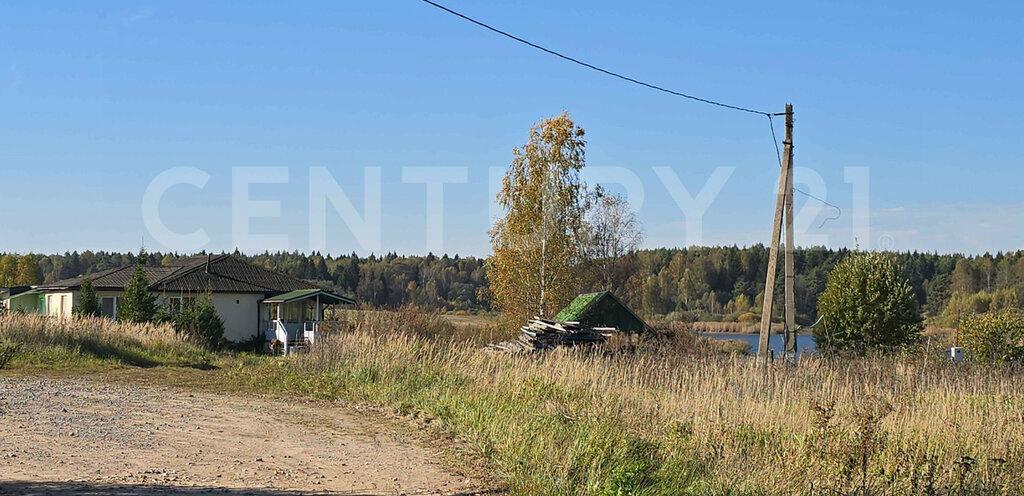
{"left": 1, "top": 1, "right": 1021, "bottom": 256}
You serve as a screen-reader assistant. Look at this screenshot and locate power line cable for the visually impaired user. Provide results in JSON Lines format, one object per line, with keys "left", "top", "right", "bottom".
{"left": 421, "top": 0, "right": 841, "bottom": 226}
{"left": 769, "top": 116, "right": 783, "bottom": 164}
{"left": 420, "top": 0, "right": 770, "bottom": 116}
{"left": 768, "top": 117, "right": 842, "bottom": 227}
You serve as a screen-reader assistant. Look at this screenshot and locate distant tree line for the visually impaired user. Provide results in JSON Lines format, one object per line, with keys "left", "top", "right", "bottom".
{"left": 6, "top": 247, "right": 1024, "bottom": 325}
{"left": 623, "top": 247, "right": 1024, "bottom": 325}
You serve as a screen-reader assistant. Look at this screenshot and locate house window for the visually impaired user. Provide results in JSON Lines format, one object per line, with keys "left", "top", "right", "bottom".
{"left": 286, "top": 303, "right": 300, "bottom": 322}
{"left": 166, "top": 297, "right": 195, "bottom": 314}
{"left": 101, "top": 296, "right": 117, "bottom": 319}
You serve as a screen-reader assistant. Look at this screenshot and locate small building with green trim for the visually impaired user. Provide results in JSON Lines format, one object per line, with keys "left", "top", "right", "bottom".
{"left": 0, "top": 286, "right": 43, "bottom": 314}
{"left": 554, "top": 291, "right": 650, "bottom": 334}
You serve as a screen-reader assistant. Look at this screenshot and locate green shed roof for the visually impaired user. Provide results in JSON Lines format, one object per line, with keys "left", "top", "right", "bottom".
{"left": 261, "top": 289, "right": 354, "bottom": 305}
{"left": 554, "top": 292, "right": 604, "bottom": 321}
{"left": 3, "top": 289, "right": 40, "bottom": 300}
{"left": 553, "top": 291, "right": 650, "bottom": 333}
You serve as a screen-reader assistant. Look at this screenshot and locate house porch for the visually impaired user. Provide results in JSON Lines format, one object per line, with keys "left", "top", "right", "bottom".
{"left": 261, "top": 289, "right": 354, "bottom": 354}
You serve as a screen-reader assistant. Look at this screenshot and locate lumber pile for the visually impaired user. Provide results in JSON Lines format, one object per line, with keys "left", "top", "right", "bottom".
{"left": 485, "top": 318, "right": 614, "bottom": 353}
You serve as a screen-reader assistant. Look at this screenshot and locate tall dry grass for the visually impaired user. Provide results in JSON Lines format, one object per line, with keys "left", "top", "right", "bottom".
{"left": 0, "top": 313, "right": 212, "bottom": 367}
{"left": 228, "top": 309, "right": 1024, "bottom": 495}
{"left": 322, "top": 306, "right": 513, "bottom": 345}
{"left": 692, "top": 321, "right": 786, "bottom": 334}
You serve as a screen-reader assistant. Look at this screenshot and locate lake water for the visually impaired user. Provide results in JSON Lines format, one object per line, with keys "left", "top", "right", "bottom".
{"left": 700, "top": 333, "right": 818, "bottom": 355}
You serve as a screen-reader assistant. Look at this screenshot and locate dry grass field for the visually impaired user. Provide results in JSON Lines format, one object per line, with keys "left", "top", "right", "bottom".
{"left": 0, "top": 313, "right": 213, "bottom": 369}
{"left": 231, "top": 310, "right": 1024, "bottom": 495}
{"left": 3, "top": 311, "right": 1022, "bottom": 495}
{"left": 690, "top": 321, "right": 764, "bottom": 334}
{"left": 439, "top": 312, "right": 500, "bottom": 327}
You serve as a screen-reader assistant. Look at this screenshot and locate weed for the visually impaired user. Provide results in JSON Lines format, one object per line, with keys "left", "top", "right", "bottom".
{"left": 0, "top": 342, "right": 19, "bottom": 370}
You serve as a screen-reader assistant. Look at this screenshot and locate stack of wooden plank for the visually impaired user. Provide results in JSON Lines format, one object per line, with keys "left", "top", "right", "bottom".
{"left": 485, "top": 317, "right": 613, "bottom": 353}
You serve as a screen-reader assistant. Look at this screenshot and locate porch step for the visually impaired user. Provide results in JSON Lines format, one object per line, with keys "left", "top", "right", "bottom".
{"left": 286, "top": 339, "right": 310, "bottom": 354}
{"left": 267, "top": 339, "right": 311, "bottom": 355}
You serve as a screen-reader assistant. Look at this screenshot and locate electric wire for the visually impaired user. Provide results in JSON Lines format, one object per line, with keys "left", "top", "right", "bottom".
{"left": 420, "top": 0, "right": 770, "bottom": 116}
{"left": 421, "top": 0, "right": 842, "bottom": 227}
{"left": 767, "top": 115, "right": 842, "bottom": 227}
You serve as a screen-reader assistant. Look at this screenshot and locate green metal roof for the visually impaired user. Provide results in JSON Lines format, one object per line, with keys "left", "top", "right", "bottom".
{"left": 1, "top": 288, "right": 40, "bottom": 300}
{"left": 554, "top": 292, "right": 605, "bottom": 321}
{"left": 553, "top": 291, "right": 650, "bottom": 333}
{"left": 261, "top": 289, "right": 354, "bottom": 304}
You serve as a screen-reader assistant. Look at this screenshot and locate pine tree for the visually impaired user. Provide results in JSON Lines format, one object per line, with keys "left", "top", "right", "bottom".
{"left": 74, "top": 277, "right": 101, "bottom": 317}
{"left": 118, "top": 248, "right": 157, "bottom": 323}
{"left": 314, "top": 257, "right": 330, "bottom": 281}
{"left": 60, "top": 251, "right": 82, "bottom": 279}
{"left": 174, "top": 294, "right": 224, "bottom": 349}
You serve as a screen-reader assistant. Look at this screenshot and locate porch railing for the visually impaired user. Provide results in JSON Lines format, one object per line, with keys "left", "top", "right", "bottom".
{"left": 264, "top": 319, "right": 321, "bottom": 354}
{"left": 303, "top": 321, "right": 317, "bottom": 345}
{"left": 275, "top": 319, "right": 289, "bottom": 354}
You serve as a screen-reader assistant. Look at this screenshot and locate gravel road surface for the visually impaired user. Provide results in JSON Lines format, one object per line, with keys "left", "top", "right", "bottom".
{"left": 0, "top": 377, "right": 487, "bottom": 495}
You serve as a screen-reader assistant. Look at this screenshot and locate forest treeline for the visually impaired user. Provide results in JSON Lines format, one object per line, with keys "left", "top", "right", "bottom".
{"left": 3, "top": 247, "right": 1023, "bottom": 325}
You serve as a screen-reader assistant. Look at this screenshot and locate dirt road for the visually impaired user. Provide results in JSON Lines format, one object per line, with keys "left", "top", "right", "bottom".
{"left": 0, "top": 377, "right": 488, "bottom": 495}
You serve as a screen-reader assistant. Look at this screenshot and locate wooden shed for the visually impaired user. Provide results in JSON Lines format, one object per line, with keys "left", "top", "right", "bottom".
{"left": 553, "top": 291, "right": 650, "bottom": 334}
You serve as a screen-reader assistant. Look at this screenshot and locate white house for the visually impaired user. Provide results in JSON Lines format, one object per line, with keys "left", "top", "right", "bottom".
{"left": 33, "top": 254, "right": 354, "bottom": 346}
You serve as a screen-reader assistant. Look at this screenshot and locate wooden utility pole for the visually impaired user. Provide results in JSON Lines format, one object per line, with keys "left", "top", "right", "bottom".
{"left": 757, "top": 104, "right": 794, "bottom": 363}
{"left": 783, "top": 107, "right": 797, "bottom": 361}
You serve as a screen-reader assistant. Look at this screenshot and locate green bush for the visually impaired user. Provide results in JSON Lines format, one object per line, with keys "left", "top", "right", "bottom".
{"left": 816, "top": 253, "right": 922, "bottom": 354}
{"left": 73, "top": 277, "right": 101, "bottom": 317}
{"left": 118, "top": 248, "right": 157, "bottom": 323}
{"left": 959, "top": 310, "right": 1024, "bottom": 362}
{"left": 173, "top": 294, "right": 224, "bottom": 349}
{"left": 0, "top": 342, "right": 19, "bottom": 370}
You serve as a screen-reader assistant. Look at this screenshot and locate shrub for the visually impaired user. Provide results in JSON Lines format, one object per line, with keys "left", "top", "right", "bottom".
{"left": 118, "top": 248, "right": 157, "bottom": 323}
{"left": 816, "top": 253, "right": 922, "bottom": 354}
{"left": 173, "top": 295, "right": 224, "bottom": 349}
{"left": 73, "top": 276, "right": 101, "bottom": 317}
{"left": 940, "top": 288, "right": 1021, "bottom": 327}
{"left": 0, "top": 342, "right": 18, "bottom": 369}
{"left": 959, "top": 310, "right": 1024, "bottom": 362}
